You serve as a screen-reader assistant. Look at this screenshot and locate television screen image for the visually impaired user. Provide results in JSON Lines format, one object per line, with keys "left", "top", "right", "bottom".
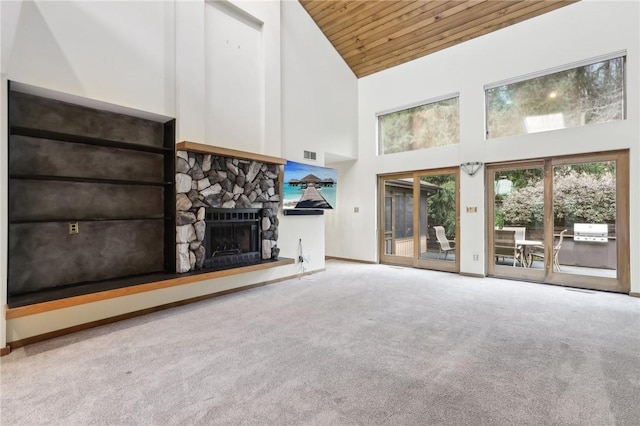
{"left": 283, "top": 160, "right": 337, "bottom": 209}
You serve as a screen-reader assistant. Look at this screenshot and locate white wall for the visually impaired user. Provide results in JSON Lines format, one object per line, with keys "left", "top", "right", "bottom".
{"left": 329, "top": 0, "right": 639, "bottom": 293}
{"left": 325, "top": 159, "right": 364, "bottom": 259}
{"left": 176, "top": 0, "right": 281, "bottom": 155}
{"left": 281, "top": 0, "right": 357, "bottom": 165}
{"left": 0, "top": 0, "right": 343, "bottom": 345}
{"left": 280, "top": 0, "right": 358, "bottom": 266}
{"left": 1, "top": 1, "right": 174, "bottom": 114}
{"left": 205, "top": 1, "right": 263, "bottom": 153}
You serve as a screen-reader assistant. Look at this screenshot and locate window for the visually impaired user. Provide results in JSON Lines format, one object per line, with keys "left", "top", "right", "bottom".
{"left": 486, "top": 55, "right": 625, "bottom": 139}
{"left": 378, "top": 95, "right": 459, "bottom": 155}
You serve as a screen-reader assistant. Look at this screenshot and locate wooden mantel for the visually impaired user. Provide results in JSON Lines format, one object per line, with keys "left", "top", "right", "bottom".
{"left": 177, "top": 141, "right": 286, "bottom": 165}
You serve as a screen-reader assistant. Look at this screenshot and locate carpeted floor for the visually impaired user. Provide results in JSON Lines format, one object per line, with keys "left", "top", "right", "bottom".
{"left": 1, "top": 260, "right": 639, "bottom": 425}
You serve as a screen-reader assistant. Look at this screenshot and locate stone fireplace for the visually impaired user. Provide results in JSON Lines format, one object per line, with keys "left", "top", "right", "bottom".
{"left": 175, "top": 148, "right": 281, "bottom": 273}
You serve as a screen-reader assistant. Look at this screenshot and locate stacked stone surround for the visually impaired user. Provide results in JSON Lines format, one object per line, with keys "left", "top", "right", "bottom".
{"left": 175, "top": 150, "right": 280, "bottom": 273}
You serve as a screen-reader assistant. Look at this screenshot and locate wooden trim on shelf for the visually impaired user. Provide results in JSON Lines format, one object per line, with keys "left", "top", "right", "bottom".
{"left": 6, "top": 267, "right": 322, "bottom": 350}
{"left": 5, "top": 258, "right": 294, "bottom": 320}
{"left": 177, "top": 141, "right": 287, "bottom": 165}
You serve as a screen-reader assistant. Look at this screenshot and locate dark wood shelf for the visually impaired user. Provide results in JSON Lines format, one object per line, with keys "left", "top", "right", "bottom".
{"left": 10, "top": 216, "right": 170, "bottom": 225}
{"left": 11, "top": 126, "right": 173, "bottom": 154}
{"left": 10, "top": 174, "right": 172, "bottom": 187}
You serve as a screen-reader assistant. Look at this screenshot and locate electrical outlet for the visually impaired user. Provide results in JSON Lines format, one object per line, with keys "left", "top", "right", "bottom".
{"left": 69, "top": 222, "right": 79, "bottom": 234}
{"left": 473, "top": 254, "right": 479, "bottom": 261}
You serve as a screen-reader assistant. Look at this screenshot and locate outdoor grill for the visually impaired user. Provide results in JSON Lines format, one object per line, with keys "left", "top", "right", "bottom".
{"left": 573, "top": 223, "right": 608, "bottom": 243}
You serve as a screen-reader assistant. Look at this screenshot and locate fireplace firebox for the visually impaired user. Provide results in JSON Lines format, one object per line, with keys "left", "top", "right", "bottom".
{"left": 204, "top": 208, "right": 261, "bottom": 269}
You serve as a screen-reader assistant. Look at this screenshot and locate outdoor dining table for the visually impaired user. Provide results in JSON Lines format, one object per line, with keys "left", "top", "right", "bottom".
{"left": 517, "top": 239, "right": 543, "bottom": 268}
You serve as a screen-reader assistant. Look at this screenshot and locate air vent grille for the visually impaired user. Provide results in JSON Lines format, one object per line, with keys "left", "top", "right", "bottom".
{"left": 303, "top": 150, "right": 316, "bottom": 160}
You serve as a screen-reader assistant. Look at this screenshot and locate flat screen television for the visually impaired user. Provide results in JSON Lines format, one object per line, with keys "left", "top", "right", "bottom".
{"left": 282, "top": 160, "right": 337, "bottom": 210}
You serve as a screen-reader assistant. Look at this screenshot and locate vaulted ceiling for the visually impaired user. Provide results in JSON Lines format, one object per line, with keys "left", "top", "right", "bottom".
{"left": 300, "top": 0, "right": 578, "bottom": 78}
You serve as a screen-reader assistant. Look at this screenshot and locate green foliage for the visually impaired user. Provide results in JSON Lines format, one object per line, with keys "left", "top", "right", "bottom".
{"left": 498, "top": 169, "right": 616, "bottom": 228}
{"left": 428, "top": 180, "right": 456, "bottom": 238}
{"left": 499, "top": 169, "right": 544, "bottom": 190}
{"left": 500, "top": 184, "right": 544, "bottom": 226}
{"left": 421, "top": 174, "right": 456, "bottom": 238}
{"left": 494, "top": 209, "right": 505, "bottom": 229}
{"left": 552, "top": 170, "right": 616, "bottom": 225}
{"left": 556, "top": 162, "right": 615, "bottom": 178}
{"left": 380, "top": 98, "right": 459, "bottom": 154}
{"left": 487, "top": 57, "right": 624, "bottom": 139}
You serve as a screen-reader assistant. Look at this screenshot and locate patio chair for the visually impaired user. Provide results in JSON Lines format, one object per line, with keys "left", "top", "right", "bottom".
{"left": 494, "top": 229, "right": 523, "bottom": 267}
{"left": 528, "top": 229, "right": 567, "bottom": 271}
{"left": 433, "top": 226, "right": 455, "bottom": 260}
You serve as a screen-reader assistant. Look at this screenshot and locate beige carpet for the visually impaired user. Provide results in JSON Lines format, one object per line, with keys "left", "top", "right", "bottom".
{"left": 1, "top": 260, "right": 639, "bottom": 425}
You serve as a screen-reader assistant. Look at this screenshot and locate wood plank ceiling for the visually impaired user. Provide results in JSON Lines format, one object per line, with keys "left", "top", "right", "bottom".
{"left": 300, "top": 0, "right": 578, "bottom": 78}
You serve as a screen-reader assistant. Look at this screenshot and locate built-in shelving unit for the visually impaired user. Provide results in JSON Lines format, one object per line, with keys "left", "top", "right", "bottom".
{"left": 7, "top": 82, "right": 176, "bottom": 306}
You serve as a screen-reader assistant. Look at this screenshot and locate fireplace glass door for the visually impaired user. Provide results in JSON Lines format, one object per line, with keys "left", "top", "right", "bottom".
{"left": 208, "top": 222, "right": 258, "bottom": 257}
{"left": 204, "top": 208, "right": 261, "bottom": 269}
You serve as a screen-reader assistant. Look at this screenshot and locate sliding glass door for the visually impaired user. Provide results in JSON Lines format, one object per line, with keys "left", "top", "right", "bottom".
{"left": 487, "top": 151, "right": 629, "bottom": 293}
{"left": 379, "top": 168, "right": 459, "bottom": 273}
{"left": 381, "top": 173, "right": 415, "bottom": 267}
{"left": 487, "top": 161, "right": 546, "bottom": 281}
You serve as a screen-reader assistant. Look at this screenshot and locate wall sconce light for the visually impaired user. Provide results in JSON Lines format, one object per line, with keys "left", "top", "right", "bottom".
{"left": 460, "top": 162, "right": 483, "bottom": 176}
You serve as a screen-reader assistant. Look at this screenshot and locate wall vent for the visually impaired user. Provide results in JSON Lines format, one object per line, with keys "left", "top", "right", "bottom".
{"left": 303, "top": 150, "right": 317, "bottom": 160}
